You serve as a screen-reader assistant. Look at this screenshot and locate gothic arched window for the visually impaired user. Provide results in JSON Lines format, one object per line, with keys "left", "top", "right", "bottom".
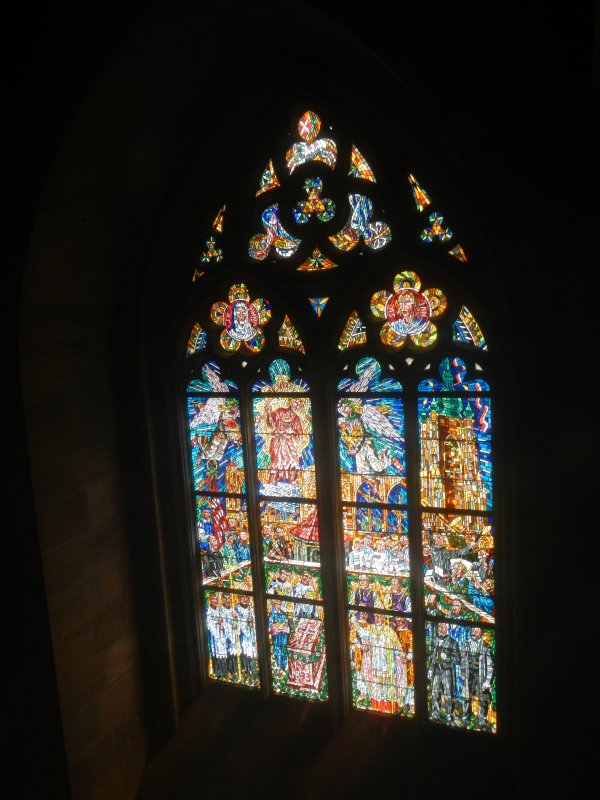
{"left": 181, "top": 107, "right": 497, "bottom": 733}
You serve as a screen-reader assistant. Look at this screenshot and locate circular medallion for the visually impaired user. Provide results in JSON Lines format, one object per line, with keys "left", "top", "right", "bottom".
{"left": 385, "top": 288, "right": 431, "bottom": 336}
{"left": 224, "top": 300, "right": 260, "bottom": 341}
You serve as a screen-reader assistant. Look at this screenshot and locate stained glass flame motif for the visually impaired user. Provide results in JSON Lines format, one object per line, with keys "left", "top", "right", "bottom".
{"left": 187, "top": 362, "right": 259, "bottom": 689}
{"left": 252, "top": 359, "right": 328, "bottom": 701}
{"left": 419, "top": 356, "right": 496, "bottom": 732}
{"left": 248, "top": 205, "right": 301, "bottom": 261}
{"left": 349, "top": 145, "right": 376, "bottom": 182}
{"left": 256, "top": 159, "right": 280, "bottom": 197}
{"left": 286, "top": 110, "right": 337, "bottom": 174}
{"left": 329, "top": 194, "right": 391, "bottom": 252}
{"left": 408, "top": 173, "right": 431, "bottom": 213}
{"left": 337, "top": 358, "right": 414, "bottom": 716}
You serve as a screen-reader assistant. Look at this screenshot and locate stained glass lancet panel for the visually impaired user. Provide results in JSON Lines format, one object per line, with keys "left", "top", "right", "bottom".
{"left": 186, "top": 361, "right": 260, "bottom": 688}
{"left": 419, "top": 356, "right": 496, "bottom": 732}
{"left": 252, "top": 359, "right": 328, "bottom": 701}
{"left": 337, "top": 357, "right": 414, "bottom": 716}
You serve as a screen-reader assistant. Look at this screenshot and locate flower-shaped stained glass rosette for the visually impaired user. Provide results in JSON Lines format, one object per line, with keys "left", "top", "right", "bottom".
{"left": 370, "top": 271, "right": 447, "bottom": 349}
{"left": 211, "top": 284, "right": 271, "bottom": 353}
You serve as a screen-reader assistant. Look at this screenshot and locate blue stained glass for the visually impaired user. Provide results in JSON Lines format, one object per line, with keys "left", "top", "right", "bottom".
{"left": 338, "top": 357, "right": 403, "bottom": 393}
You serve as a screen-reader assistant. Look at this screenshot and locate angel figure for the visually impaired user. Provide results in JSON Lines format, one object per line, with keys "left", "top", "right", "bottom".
{"left": 189, "top": 365, "right": 241, "bottom": 463}
{"left": 338, "top": 397, "right": 403, "bottom": 475}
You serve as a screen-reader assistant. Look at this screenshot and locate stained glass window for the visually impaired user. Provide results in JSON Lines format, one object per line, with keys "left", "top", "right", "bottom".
{"left": 187, "top": 362, "right": 259, "bottom": 688}
{"left": 180, "top": 106, "right": 498, "bottom": 735}
{"left": 253, "top": 360, "right": 328, "bottom": 700}
{"left": 338, "top": 358, "right": 414, "bottom": 716}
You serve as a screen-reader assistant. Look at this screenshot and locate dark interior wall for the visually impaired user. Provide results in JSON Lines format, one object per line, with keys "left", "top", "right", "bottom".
{"left": 7, "top": 1, "right": 592, "bottom": 798}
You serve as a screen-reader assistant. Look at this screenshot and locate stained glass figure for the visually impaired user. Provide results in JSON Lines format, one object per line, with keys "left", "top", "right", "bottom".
{"left": 253, "top": 394, "right": 315, "bottom": 499}
{"left": 253, "top": 359, "right": 328, "bottom": 700}
{"left": 419, "top": 360, "right": 492, "bottom": 510}
{"left": 449, "top": 243, "right": 468, "bottom": 262}
{"left": 329, "top": 194, "right": 391, "bottom": 252}
{"left": 408, "top": 173, "right": 431, "bottom": 212}
{"left": 248, "top": 204, "right": 302, "bottom": 261}
{"left": 338, "top": 310, "right": 367, "bottom": 351}
{"left": 285, "top": 110, "right": 337, "bottom": 174}
{"left": 210, "top": 283, "right": 271, "bottom": 353}
{"left": 261, "top": 500, "right": 321, "bottom": 564}
{"left": 186, "top": 322, "right": 207, "bottom": 356}
{"left": 297, "top": 247, "right": 337, "bottom": 271}
{"left": 426, "top": 622, "right": 496, "bottom": 732}
{"left": 453, "top": 306, "right": 488, "bottom": 350}
{"left": 371, "top": 272, "right": 447, "bottom": 349}
{"left": 337, "top": 397, "right": 405, "bottom": 493}
{"left": 349, "top": 145, "right": 376, "bottom": 182}
{"left": 420, "top": 211, "right": 453, "bottom": 243}
{"left": 204, "top": 590, "right": 260, "bottom": 688}
{"left": 309, "top": 297, "right": 329, "bottom": 317}
{"left": 267, "top": 599, "right": 328, "bottom": 700}
{"left": 278, "top": 315, "right": 306, "bottom": 354}
{"left": 292, "top": 177, "right": 335, "bottom": 224}
{"left": 197, "top": 497, "right": 252, "bottom": 588}
{"left": 256, "top": 159, "right": 280, "bottom": 197}
{"left": 338, "top": 358, "right": 413, "bottom": 717}
{"left": 200, "top": 236, "right": 223, "bottom": 264}
{"left": 187, "top": 393, "right": 245, "bottom": 494}
{"left": 349, "top": 610, "right": 414, "bottom": 715}
{"left": 422, "top": 513, "right": 494, "bottom": 622}
{"left": 212, "top": 205, "right": 226, "bottom": 233}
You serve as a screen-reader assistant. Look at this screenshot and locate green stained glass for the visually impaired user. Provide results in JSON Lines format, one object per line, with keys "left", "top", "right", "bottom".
{"left": 453, "top": 306, "right": 488, "bottom": 350}
{"left": 256, "top": 159, "right": 280, "bottom": 197}
{"left": 265, "top": 563, "right": 323, "bottom": 602}
{"left": 186, "top": 322, "right": 206, "bottom": 356}
{"left": 204, "top": 590, "right": 260, "bottom": 688}
{"left": 349, "top": 144, "right": 376, "bottom": 182}
{"left": 338, "top": 310, "right": 367, "bottom": 351}
{"left": 278, "top": 315, "right": 306, "bottom": 353}
{"left": 292, "top": 177, "right": 335, "bottom": 224}
{"left": 420, "top": 212, "right": 453, "bottom": 243}
{"left": 200, "top": 236, "right": 223, "bottom": 264}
